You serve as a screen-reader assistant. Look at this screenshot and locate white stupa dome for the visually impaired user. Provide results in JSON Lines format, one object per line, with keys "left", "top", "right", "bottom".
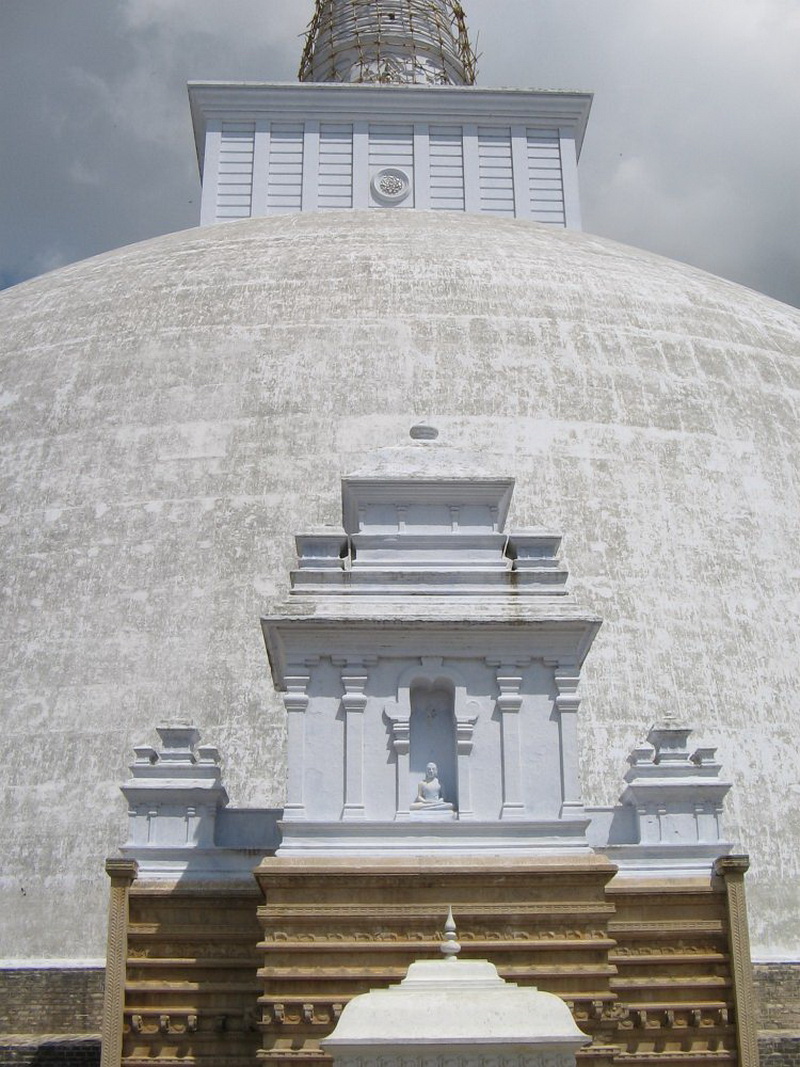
{"left": 1, "top": 209, "right": 798, "bottom": 958}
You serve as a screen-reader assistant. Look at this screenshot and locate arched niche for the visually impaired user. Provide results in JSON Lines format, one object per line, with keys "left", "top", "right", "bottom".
{"left": 409, "top": 681, "right": 458, "bottom": 812}
{"left": 386, "top": 659, "right": 477, "bottom": 820}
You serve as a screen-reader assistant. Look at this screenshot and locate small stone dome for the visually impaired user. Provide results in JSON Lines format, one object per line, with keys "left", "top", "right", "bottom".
{"left": 1, "top": 210, "right": 799, "bottom": 958}
{"left": 323, "top": 957, "right": 589, "bottom": 1047}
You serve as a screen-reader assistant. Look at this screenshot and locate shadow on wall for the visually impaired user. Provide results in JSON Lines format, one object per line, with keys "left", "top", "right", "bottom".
{"left": 2, "top": 1039, "right": 101, "bottom": 1066}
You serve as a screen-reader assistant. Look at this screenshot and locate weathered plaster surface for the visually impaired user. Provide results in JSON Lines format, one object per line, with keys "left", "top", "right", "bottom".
{"left": 0, "top": 211, "right": 798, "bottom": 957}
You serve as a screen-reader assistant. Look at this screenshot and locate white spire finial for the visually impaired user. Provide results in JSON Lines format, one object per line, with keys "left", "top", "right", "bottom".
{"left": 440, "top": 906, "right": 461, "bottom": 961}
{"left": 300, "top": 1, "right": 477, "bottom": 86}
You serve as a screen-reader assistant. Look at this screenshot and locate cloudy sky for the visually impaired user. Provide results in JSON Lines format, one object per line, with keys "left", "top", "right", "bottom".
{"left": 2, "top": 0, "right": 799, "bottom": 307}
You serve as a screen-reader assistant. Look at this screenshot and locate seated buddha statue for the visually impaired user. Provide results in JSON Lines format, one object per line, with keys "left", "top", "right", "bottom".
{"left": 410, "top": 762, "right": 454, "bottom": 811}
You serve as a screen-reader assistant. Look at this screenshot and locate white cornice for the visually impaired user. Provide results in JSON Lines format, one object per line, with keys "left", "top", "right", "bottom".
{"left": 261, "top": 612, "right": 601, "bottom": 691}
{"left": 188, "top": 80, "right": 593, "bottom": 173}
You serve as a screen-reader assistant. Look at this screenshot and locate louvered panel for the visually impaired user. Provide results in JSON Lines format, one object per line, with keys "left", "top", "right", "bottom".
{"left": 216, "top": 123, "right": 254, "bottom": 220}
{"left": 267, "top": 125, "right": 305, "bottom": 213}
{"left": 319, "top": 123, "right": 353, "bottom": 209}
{"left": 369, "top": 124, "right": 416, "bottom": 170}
{"left": 368, "top": 124, "right": 414, "bottom": 208}
{"left": 368, "top": 124, "right": 414, "bottom": 168}
{"left": 429, "top": 125, "right": 464, "bottom": 211}
{"left": 478, "top": 127, "right": 514, "bottom": 215}
{"left": 527, "top": 129, "right": 565, "bottom": 225}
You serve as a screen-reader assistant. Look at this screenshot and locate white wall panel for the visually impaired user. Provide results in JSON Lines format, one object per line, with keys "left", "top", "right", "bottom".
{"left": 429, "top": 125, "right": 465, "bottom": 211}
{"left": 478, "top": 127, "right": 515, "bottom": 216}
{"left": 216, "top": 123, "right": 255, "bottom": 220}
{"left": 369, "top": 124, "right": 415, "bottom": 207}
{"left": 267, "top": 125, "right": 305, "bottom": 213}
{"left": 527, "top": 130, "right": 565, "bottom": 225}
{"left": 319, "top": 124, "right": 354, "bottom": 210}
{"left": 194, "top": 82, "right": 591, "bottom": 230}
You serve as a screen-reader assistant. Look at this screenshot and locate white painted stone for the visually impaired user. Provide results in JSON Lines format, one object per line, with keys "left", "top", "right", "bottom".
{"left": 189, "top": 83, "right": 590, "bottom": 226}
{"left": 264, "top": 445, "right": 600, "bottom": 852}
{"left": 271, "top": 820, "right": 593, "bottom": 855}
{"left": 410, "top": 762, "right": 456, "bottom": 815}
{"left": 121, "top": 723, "right": 228, "bottom": 850}
{"left": 621, "top": 722, "right": 731, "bottom": 845}
{"left": 2, "top": 211, "right": 800, "bottom": 957}
{"left": 120, "top": 724, "right": 281, "bottom": 879}
{"left": 602, "top": 720, "right": 733, "bottom": 876}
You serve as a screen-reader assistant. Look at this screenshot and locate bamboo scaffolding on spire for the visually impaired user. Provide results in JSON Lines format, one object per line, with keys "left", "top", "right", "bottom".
{"left": 299, "top": 0, "right": 477, "bottom": 86}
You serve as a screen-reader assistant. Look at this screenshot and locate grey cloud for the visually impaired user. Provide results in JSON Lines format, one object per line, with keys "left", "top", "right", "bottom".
{"left": 1, "top": 0, "right": 798, "bottom": 308}
{"left": 470, "top": 0, "right": 800, "bottom": 306}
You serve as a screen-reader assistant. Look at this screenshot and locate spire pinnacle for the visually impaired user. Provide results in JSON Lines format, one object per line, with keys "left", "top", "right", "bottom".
{"left": 440, "top": 906, "right": 461, "bottom": 961}
{"left": 300, "top": 1, "right": 477, "bottom": 86}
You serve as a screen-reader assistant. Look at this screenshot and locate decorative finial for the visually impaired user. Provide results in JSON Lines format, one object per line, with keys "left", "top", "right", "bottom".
{"left": 410, "top": 423, "right": 439, "bottom": 441}
{"left": 440, "top": 906, "right": 461, "bottom": 961}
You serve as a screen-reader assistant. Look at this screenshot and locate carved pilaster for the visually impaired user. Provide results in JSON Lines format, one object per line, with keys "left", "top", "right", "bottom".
{"left": 391, "top": 719, "right": 411, "bottom": 820}
{"left": 100, "top": 858, "right": 137, "bottom": 1067}
{"left": 715, "top": 855, "right": 759, "bottom": 1067}
{"left": 283, "top": 666, "right": 312, "bottom": 821}
{"left": 338, "top": 662, "right": 370, "bottom": 820}
{"left": 494, "top": 665, "right": 525, "bottom": 820}
{"left": 553, "top": 663, "right": 585, "bottom": 817}
{"left": 453, "top": 702, "right": 477, "bottom": 821}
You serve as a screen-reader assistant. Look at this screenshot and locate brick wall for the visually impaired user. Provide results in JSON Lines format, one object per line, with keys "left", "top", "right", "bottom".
{"left": 0, "top": 1038, "right": 100, "bottom": 1066}
{"left": 759, "top": 1037, "right": 800, "bottom": 1067}
{"left": 0, "top": 968, "right": 103, "bottom": 1067}
{"left": 0, "top": 969, "right": 104, "bottom": 1036}
{"left": 755, "top": 964, "right": 800, "bottom": 1032}
{"left": 755, "top": 964, "right": 800, "bottom": 1067}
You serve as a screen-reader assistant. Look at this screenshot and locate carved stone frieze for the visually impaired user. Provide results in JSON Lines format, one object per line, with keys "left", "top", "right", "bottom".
{"left": 263, "top": 921, "right": 614, "bottom": 947}
{"left": 119, "top": 886, "right": 263, "bottom": 1066}
{"left": 111, "top": 856, "right": 751, "bottom": 1067}
{"left": 265, "top": 902, "right": 617, "bottom": 918}
{"left": 612, "top": 941, "right": 723, "bottom": 958}
{"left": 265, "top": 929, "right": 432, "bottom": 943}
{"left": 609, "top": 921, "right": 725, "bottom": 936}
{"left": 264, "top": 1002, "right": 345, "bottom": 1027}
{"left": 330, "top": 1058, "right": 575, "bottom": 1067}
{"left": 125, "top": 1011, "right": 202, "bottom": 1036}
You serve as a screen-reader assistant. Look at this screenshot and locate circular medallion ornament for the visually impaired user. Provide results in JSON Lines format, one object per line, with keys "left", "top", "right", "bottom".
{"left": 371, "top": 167, "right": 411, "bottom": 205}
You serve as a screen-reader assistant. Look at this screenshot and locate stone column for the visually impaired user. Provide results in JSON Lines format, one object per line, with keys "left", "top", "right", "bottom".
{"left": 283, "top": 667, "right": 312, "bottom": 821}
{"left": 495, "top": 665, "right": 525, "bottom": 820}
{"left": 340, "top": 663, "right": 369, "bottom": 820}
{"left": 715, "top": 855, "right": 759, "bottom": 1067}
{"left": 100, "top": 858, "right": 138, "bottom": 1067}
{"left": 454, "top": 711, "right": 475, "bottom": 821}
{"left": 392, "top": 719, "right": 411, "bottom": 820}
{"left": 553, "top": 664, "right": 584, "bottom": 818}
